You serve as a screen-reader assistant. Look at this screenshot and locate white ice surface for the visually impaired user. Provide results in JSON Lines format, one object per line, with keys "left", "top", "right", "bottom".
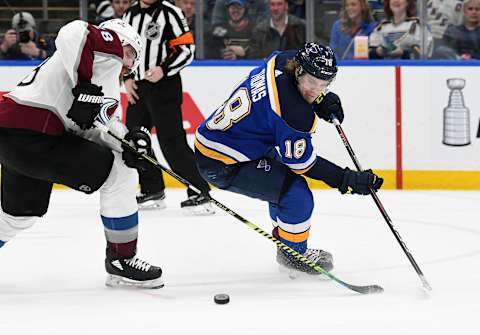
{"left": 0, "top": 189, "right": 479, "bottom": 335}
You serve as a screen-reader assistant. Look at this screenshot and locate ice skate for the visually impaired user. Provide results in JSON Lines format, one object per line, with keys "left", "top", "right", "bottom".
{"left": 137, "top": 191, "right": 167, "bottom": 210}
{"left": 277, "top": 247, "right": 333, "bottom": 278}
{"left": 105, "top": 256, "right": 164, "bottom": 289}
{"left": 180, "top": 193, "right": 215, "bottom": 216}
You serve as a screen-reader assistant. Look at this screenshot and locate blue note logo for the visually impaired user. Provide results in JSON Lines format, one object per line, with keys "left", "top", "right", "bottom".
{"left": 257, "top": 159, "right": 271, "bottom": 172}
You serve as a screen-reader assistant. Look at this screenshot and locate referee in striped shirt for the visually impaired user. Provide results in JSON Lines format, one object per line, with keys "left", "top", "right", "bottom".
{"left": 123, "top": 0, "right": 213, "bottom": 215}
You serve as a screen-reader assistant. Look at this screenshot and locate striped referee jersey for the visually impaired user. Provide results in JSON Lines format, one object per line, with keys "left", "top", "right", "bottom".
{"left": 123, "top": 0, "right": 195, "bottom": 80}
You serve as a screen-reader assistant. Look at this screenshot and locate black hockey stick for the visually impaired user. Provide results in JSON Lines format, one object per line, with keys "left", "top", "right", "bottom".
{"left": 94, "top": 121, "right": 383, "bottom": 295}
{"left": 331, "top": 117, "right": 432, "bottom": 291}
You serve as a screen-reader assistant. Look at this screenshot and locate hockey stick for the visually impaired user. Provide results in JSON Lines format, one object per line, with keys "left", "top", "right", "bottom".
{"left": 94, "top": 121, "right": 383, "bottom": 295}
{"left": 331, "top": 117, "right": 432, "bottom": 291}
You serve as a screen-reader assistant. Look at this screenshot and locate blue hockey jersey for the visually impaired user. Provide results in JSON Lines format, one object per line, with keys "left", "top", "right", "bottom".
{"left": 195, "top": 51, "right": 318, "bottom": 174}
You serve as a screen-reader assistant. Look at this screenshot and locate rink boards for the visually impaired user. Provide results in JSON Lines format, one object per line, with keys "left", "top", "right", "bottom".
{"left": 0, "top": 60, "right": 479, "bottom": 190}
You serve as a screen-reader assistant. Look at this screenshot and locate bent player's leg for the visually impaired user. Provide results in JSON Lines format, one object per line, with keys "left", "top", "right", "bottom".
{"left": 195, "top": 152, "right": 332, "bottom": 274}
{"left": 100, "top": 152, "right": 163, "bottom": 289}
{"left": 0, "top": 166, "right": 52, "bottom": 248}
{"left": 270, "top": 176, "right": 333, "bottom": 275}
{"left": 0, "top": 211, "right": 37, "bottom": 248}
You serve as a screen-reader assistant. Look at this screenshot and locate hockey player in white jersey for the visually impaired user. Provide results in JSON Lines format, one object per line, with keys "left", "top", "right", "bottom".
{"left": 0, "top": 19, "right": 163, "bottom": 288}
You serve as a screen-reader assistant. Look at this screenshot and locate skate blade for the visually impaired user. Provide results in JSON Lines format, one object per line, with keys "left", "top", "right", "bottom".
{"left": 105, "top": 274, "right": 165, "bottom": 289}
{"left": 138, "top": 200, "right": 167, "bottom": 211}
{"left": 278, "top": 265, "right": 331, "bottom": 281}
{"left": 181, "top": 203, "right": 215, "bottom": 216}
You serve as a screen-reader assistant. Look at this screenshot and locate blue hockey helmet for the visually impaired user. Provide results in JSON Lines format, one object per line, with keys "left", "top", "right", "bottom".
{"left": 295, "top": 43, "right": 337, "bottom": 82}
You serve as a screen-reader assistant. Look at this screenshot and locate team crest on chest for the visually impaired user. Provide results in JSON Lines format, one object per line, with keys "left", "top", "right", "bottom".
{"left": 145, "top": 21, "right": 161, "bottom": 40}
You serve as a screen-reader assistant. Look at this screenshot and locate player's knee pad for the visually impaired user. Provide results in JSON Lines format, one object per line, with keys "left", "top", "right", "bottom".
{"left": 278, "top": 175, "right": 314, "bottom": 223}
{"left": 0, "top": 209, "right": 37, "bottom": 242}
{"left": 100, "top": 151, "right": 138, "bottom": 218}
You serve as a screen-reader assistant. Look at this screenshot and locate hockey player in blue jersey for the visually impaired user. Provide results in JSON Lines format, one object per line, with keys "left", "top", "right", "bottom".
{"left": 194, "top": 42, "right": 383, "bottom": 274}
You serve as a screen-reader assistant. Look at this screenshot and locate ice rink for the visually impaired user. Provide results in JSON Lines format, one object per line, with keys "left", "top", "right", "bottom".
{"left": 0, "top": 188, "right": 479, "bottom": 335}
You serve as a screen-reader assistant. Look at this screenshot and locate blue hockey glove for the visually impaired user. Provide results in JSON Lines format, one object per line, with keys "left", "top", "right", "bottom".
{"left": 339, "top": 168, "right": 383, "bottom": 195}
{"left": 313, "top": 92, "right": 344, "bottom": 124}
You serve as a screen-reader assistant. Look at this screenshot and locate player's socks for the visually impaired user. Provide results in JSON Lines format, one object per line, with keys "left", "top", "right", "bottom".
{"left": 101, "top": 212, "right": 163, "bottom": 288}
{"left": 137, "top": 190, "right": 167, "bottom": 210}
{"left": 180, "top": 193, "right": 215, "bottom": 216}
{"left": 105, "top": 255, "right": 164, "bottom": 289}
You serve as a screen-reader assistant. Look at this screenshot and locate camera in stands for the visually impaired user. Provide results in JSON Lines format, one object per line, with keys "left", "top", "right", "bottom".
{"left": 12, "top": 12, "right": 36, "bottom": 43}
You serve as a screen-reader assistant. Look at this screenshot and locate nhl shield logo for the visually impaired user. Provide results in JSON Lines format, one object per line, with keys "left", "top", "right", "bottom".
{"left": 145, "top": 22, "right": 161, "bottom": 40}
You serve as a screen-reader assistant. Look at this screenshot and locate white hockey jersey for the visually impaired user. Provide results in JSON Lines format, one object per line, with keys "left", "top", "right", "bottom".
{"left": 369, "top": 17, "right": 433, "bottom": 57}
{"left": 427, "top": 0, "right": 464, "bottom": 39}
{"left": 3, "top": 20, "right": 127, "bottom": 151}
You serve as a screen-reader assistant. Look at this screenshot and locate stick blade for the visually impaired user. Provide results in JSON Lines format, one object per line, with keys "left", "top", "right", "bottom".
{"left": 421, "top": 275, "right": 432, "bottom": 291}
{"left": 349, "top": 284, "right": 384, "bottom": 295}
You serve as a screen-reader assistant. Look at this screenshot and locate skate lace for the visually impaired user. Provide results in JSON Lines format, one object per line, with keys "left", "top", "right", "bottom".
{"left": 125, "top": 257, "right": 151, "bottom": 272}
{"left": 304, "top": 249, "right": 329, "bottom": 262}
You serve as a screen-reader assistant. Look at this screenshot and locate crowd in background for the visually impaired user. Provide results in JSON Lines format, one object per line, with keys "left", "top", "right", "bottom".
{"left": 1, "top": 0, "right": 479, "bottom": 60}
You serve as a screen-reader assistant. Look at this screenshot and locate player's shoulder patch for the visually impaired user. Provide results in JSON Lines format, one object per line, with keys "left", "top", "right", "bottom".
{"left": 88, "top": 24, "right": 123, "bottom": 59}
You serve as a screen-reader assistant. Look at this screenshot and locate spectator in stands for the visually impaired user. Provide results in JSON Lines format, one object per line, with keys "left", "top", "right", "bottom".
{"left": 176, "top": 0, "right": 197, "bottom": 33}
{"left": 436, "top": 0, "right": 480, "bottom": 59}
{"left": 0, "top": 29, "right": 17, "bottom": 60}
{"left": 1, "top": 12, "right": 55, "bottom": 60}
{"left": 96, "top": 0, "right": 131, "bottom": 23}
{"left": 211, "top": 0, "right": 268, "bottom": 27}
{"left": 207, "top": 0, "right": 254, "bottom": 59}
{"left": 248, "top": 0, "right": 305, "bottom": 59}
{"left": 427, "top": 0, "right": 464, "bottom": 42}
{"left": 330, "top": 0, "right": 376, "bottom": 59}
{"left": 369, "top": 0, "right": 432, "bottom": 59}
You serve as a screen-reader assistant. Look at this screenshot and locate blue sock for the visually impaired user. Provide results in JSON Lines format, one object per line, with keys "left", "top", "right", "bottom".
{"left": 279, "top": 238, "right": 307, "bottom": 254}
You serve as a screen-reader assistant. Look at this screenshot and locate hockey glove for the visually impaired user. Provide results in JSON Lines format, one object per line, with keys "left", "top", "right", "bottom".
{"left": 67, "top": 82, "right": 104, "bottom": 130}
{"left": 339, "top": 168, "right": 383, "bottom": 195}
{"left": 313, "top": 92, "right": 344, "bottom": 124}
{"left": 122, "top": 127, "right": 152, "bottom": 172}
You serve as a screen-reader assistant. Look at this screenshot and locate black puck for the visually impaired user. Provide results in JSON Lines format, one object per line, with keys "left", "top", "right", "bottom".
{"left": 214, "top": 293, "right": 230, "bottom": 304}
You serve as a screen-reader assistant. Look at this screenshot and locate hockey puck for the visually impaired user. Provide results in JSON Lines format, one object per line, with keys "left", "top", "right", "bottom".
{"left": 214, "top": 293, "right": 230, "bottom": 304}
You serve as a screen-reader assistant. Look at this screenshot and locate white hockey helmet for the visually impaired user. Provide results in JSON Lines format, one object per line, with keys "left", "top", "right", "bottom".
{"left": 99, "top": 19, "right": 142, "bottom": 74}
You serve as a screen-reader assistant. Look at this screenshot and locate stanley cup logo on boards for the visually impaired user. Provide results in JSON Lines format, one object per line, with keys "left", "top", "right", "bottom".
{"left": 443, "top": 78, "right": 471, "bottom": 146}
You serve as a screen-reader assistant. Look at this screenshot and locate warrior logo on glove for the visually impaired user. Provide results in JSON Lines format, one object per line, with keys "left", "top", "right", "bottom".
{"left": 66, "top": 82, "right": 104, "bottom": 130}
